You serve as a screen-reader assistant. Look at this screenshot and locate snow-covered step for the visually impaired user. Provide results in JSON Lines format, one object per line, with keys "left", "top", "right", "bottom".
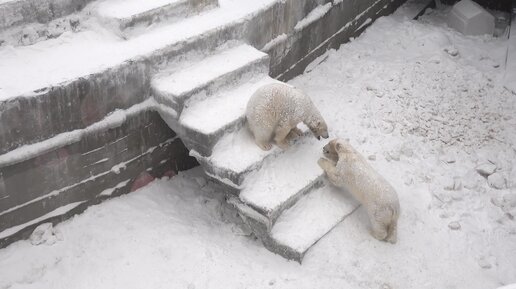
{"left": 179, "top": 75, "right": 281, "bottom": 156}
{"left": 151, "top": 44, "right": 269, "bottom": 116}
{"left": 196, "top": 127, "right": 285, "bottom": 188}
{"left": 238, "top": 138, "right": 325, "bottom": 225}
{"left": 93, "top": 0, "right": 218, "bottom": 30}
{"left": 269, "top": 185, "right": 360, "bottom": 261}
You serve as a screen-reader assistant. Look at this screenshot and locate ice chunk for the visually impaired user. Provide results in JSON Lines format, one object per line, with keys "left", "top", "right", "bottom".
{"left": 447, "top": 0, "right": 495, "bottom": 36}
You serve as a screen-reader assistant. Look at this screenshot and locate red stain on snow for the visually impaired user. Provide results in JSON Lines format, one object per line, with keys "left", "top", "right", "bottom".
{"left": 163, "top": 170, "right": 177, "bottom": 179}
{"left": 130, "top": 172, "right": 155, "bottom": 192}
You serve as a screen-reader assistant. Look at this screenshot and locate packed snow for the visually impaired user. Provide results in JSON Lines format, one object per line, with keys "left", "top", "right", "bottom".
{"left": 1, "top": 5, "right": 516, "bottom": 289}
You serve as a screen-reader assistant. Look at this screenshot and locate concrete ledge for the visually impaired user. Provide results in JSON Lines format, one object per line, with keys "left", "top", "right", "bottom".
{"left": 0, "top": 0, "right": 93, "bottom": 30}
{"left": 0, "top": 62, "right": 150, "bottom": 155}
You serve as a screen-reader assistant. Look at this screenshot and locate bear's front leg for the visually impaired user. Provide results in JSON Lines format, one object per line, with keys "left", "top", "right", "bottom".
{"left": 318, "top": 158, "right": 340, "bottom": 186}
{"left": 285, "top": 127, "right": 303, "bottom": 142}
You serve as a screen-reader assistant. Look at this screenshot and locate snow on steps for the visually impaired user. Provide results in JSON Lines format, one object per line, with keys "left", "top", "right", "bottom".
{"left": 270, "top": 185, "right": 360, "bottom": 261}
{"left": 229, "top": 180, "right": 360, "bottom": 262}
{"left": 194, "top": 126, "right": 303, "bottom": 189}
{"left": 179, "top": 75, "right": 281, "bottom": 156}
{"left": 238, "top": 137, "right": 325, "bottom": 224}
{"left": 92, "top": 0, "right": 218, "bottom": 30}
{"left": 151, "top": 44, "right": 269, "bottom": 116}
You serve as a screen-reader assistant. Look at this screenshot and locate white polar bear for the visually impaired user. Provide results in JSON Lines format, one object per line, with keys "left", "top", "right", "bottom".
{"left": 246, "top": 83, "right": 329, "bottom": 151}
{"left": 318, "top": 139, "right": 400, "bottom": 243}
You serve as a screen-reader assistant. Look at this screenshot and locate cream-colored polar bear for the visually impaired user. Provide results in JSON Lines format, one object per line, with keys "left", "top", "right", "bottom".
{"left": 318, "top": 139, "right": 400, "bottom": 243}
{"left": 246, "top": 83, "right": 329, "bottom": 151}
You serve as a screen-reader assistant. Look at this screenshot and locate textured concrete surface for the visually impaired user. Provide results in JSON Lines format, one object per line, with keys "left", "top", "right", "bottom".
{"left": 0, "top": 0, "right": 93, "bottom": 30}
{"left": 0, "top": 111, "right": 197, "bottom": 247}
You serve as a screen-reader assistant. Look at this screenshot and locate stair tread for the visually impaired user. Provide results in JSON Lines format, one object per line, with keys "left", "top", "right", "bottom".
{"left": 95, "top": 0, "right": 186, "bottom": 19}
{"left": 152, "top": 44, "right": 268, "bottom": 99}
{"left": 180, "top": 75, "right": 279, "bottom": 136}
{"left": 207, "top": 126, "right": 283, "bottom": 177}
{"left": 239, "top": 138, "right": 324, "bottom": 214}
{"left": 270, "top": 185, "right": 359, "bottom": 254}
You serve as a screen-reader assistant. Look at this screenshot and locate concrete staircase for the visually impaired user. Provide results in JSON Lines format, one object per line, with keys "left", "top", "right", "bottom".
{"left": 151, "top": 42, "right": 360, "bottom": 262}
{"left": 90, "top": 0, "right": 218, "bottom": 32}
{"left": 0, "top": 0, "right": 411, "bottom": 259}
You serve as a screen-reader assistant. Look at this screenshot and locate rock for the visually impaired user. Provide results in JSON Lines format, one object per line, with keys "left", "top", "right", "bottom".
{"left": 477, "top": 258, "right": 492, "bottom": 269}
{"left": 444, "top": 176, "right": 462, "bottom": 191}
{"left": 400, "top": 145, "right": 414, "bottom": 157}
{"left": 476, "top": 163, "right": 496, "bottom": 177}
{"left": 488, "top": 172, "right": 507, "bottom": 189}
{"left": 19, "top": 26, "right": 39, "bottom": 46}
{"left": 448, "top": 221, "right": 461, "bottom": 230}
{"left": 30, "top": 223, "right": 62, "bottom": 246}
{"left": 463, "top": 169, "right": 482, "bottom": 190}
{"left": 385, "top": 151, "right": 401, "bottom": 162}
{"left": 368, "top": 154, "right": 376, "bottom": 161}
{"left": 440, "top": 152, "right": 456, "bottom": 163}
{"left": 503, "top": 193, "right": 516, "bottom": 207}
{"left": 444, "top": 46, "right": 459, "bottom": 57}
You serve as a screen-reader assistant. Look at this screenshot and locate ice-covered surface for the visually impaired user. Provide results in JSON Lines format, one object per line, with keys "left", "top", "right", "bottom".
{"left": 94, "top": 0, "right": 183, "bottom": 19}
{"left": 0, "top": 0, "right": 276, "bottom": 101}
{"left": 239, "top": 138, "right": 324, "bottom": 213}
{"left": 1, "top": 4, "right": 516, "bottom": 289}
{"left": 271, "top": 185, "right": 359, "bottom": 254}
{"left": 152, "top": 44, "right": 268, "bottom": 99}
{"left": 180, "top": 75, "right": 279, "bottom": 135}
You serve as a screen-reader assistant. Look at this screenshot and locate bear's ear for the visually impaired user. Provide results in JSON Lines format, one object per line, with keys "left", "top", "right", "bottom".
{"left": 335, "top": 142, "right": 343, "bottom": 152}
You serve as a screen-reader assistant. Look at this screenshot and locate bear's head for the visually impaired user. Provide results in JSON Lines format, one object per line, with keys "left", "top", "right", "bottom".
{"left": 323, "top": 139, "right": 339, "bottom": 162}
{"left": 308, "top": 118, "right": 329, "bottom": 140}
{"left": 324, "top": 139, "right": 356, "bottom": 161}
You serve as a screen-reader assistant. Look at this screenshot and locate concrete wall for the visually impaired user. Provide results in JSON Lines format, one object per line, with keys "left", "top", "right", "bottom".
{"left": 0, "top": 0, "right": 94, "bottom": 31}
{"left": 0, "top": 0, "right": 407, "bottom": 247}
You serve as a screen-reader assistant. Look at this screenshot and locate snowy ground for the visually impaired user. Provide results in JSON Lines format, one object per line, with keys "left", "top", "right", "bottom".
{"left": 1, "top": 6, "right": 516, "bottom": 289}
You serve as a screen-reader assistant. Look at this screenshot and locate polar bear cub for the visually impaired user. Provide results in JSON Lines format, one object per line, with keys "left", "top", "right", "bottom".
{"left": 318, "top": 139, "right": 400, "bottom": 243}
{"left": 246, "top": 83, "right": 329, "bottom": 151}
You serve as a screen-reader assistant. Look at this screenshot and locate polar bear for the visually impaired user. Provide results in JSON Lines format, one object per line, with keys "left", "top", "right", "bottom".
{"left": 318, "top": 139, "right": 400, "bottom": 243}
{"left": 246, "top": 83, "right": 329, "bottom": 151}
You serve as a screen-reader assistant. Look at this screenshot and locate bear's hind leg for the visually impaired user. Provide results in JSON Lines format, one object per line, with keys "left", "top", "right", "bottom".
{"left": 386, "top": 220, "right": 398, "bottom": 244}
{"left": 369, "top": 212, "right": 389, "bottom": 241}
{"left": 274, "top": 123, "right": 293, "bottom": 149}
{"left": 252, "top": 127, "right": 273, "bottom": 151}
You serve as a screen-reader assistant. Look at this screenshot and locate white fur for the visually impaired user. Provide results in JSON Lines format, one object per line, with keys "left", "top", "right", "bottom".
{"left": 318, "top": 139, "right": 400, "bottom": 243}
{"left": 246, "top": 83, "right": 328, "bottom": 151}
